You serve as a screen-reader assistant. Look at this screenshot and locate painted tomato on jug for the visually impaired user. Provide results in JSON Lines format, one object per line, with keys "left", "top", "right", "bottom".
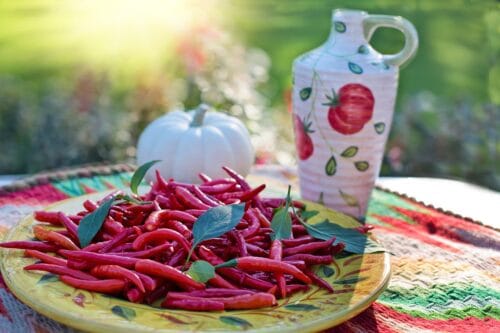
{"left": 326, "top": 83, "right": 374, "bottom": 135}
{"left": 293, "top": 114, "right": 314, "bottom": 160}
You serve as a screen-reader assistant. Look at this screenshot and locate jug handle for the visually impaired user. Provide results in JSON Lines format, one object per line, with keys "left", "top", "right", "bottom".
{"left": 363, "top": 15, "right": 419, "bottom": 68}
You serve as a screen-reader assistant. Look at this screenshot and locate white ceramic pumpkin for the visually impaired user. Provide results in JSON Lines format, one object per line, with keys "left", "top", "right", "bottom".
{"left": 137, "top": 104, "right": 254, "bottom": 183}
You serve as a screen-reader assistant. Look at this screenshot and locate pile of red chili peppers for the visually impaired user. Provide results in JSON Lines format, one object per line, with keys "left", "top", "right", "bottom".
{"left": 0, "top": 167, "right": 345, "bottom": 311}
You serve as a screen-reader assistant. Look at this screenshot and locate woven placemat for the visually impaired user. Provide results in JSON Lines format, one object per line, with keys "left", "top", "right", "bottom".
{"left": 0, "top": 164, "right": 498, "bottom": 333}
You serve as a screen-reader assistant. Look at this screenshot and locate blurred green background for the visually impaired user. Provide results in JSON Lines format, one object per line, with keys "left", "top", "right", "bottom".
{"left": 0, "top": 0, "right": 498, "bottom": 189}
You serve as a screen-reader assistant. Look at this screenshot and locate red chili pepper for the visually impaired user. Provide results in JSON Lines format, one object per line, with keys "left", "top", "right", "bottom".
{"left": 246, "top": 244, "right": 269, "bottom": 257}
{"left": 167, "top": 248, "right": 187, "bottom": 267}
{"left": 286, "top": 284, "right": 310, "bottom": 295}
{"left": 68, "top": 215, "right": 83, "bottom": 224}
{"left": 135, "top": 259, "right": 205, "bottom": 290}
{"left": 283, "top": 260, "right": 307, "bottom": 270}
{"left": 169, "top": 289, "right": 254, "bottom": 298}
{"left": 82, "top": 241, "right": 107, "bottom": 252}
{"left": 24, "top": 263, "right": 98, "bottom": 281}
{"left": 66, "top": 259, "right": 91, "bottom": 270}
{"left": 175, "top": 187, "right": 211, "bottom": 210}
{"left": 198, "top": 183, "right": 237, "bottom": 194}
{"left": 270, "top": 239, "right": 287, "bottom": 298}
{"left": 166, "top": 292, "right": 276, "bottom": 310}
{"left": 0, "top": 241, "right": 58, "bottom": 252}
{"left": 164, "top": 220, "right": 192, "bottom": 239}
{"left": 33, "top": 211, "right": 61, "bottom": 225}
{"left": 144, "top": 210, "right": 196, "bottom": 231}
{"left": 132, "top": 228, "right": 190, "bottom": 252}
{"left": 184, "top": 209, "right": 205, "bottom": 217}
{"left": 124, "top": 211, "right": 147, "bottom": 226}
{"left": 60, "top": 275, "right": 125, "bottom": 294}
{"left": 228, "top": 231, "right": 247, "bottom": 257}
{"left": 102, "top": 219, "right": 124, "bottom": 236}
{"left": 24, "top": 249, "right": 67, "bottom": 266}
{"left": 126, "top": 287, "right": 144, "bottom": 303}
{"left": 144, "top": 283, "right": 169, "bottom": 304}
{"left": 99, "top": 228, "right": 133, "bottom": 253}
{"left": 201, "top": 178, "right": 236, "bottom": 186}
{"left": 239, "top": 184, "right": 266, "bottom": 202}
{"left": 110, "top": 243, "right": 173, "bottom": 259}
{"left": 240, "top": 210, "right": 261, "bottom": 238}
{"left": 282, "top": 238, "right": 335, "bottom": 257}
{"left": 135, "top": 271, "right": 160, "bottom": 292}
{"left": 283, "top": 254, "right": 333, "bottom": 265}
{"left": 59, "top": 250, "right": 139, "bottom": 269}
{"left": 33, "top": 226, "right": 79, "bottom": 250}
{"left": 162, "top": 298, "right": 224, "bottom": 311}
{"left": 222, "top": 166, "right": 251, "bottom": 191}
{"left": 282, "top": 235, "right": 315, "bottom": 247}
{"left": 91, "top": 265, "right": 145, "bottom": 293}
{"left": 154, "top": 169, "right": 170, "bottom": 192}
{"left": 192, "top": 186, "right": 223, "bottom": 207}
{"left": 217, "top": 257, "right": 312, "bottom": 284}
{"left": 83, "top": 200, "right": 98, "bottom": 212}
{"left": 253, "top": 208, "right": 271, "bottom": 228}
{"left": 198, "top": 173, "right": 212, "bottom": 183}
{"left": 207, "top": 273, "right": 238, "bottom": 289}
{"left": 304, "top": 268, "right": 334, "bottom": 293}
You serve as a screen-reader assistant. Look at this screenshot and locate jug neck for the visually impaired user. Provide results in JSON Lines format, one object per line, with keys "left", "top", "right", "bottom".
{"left": 326, "top": 9, "right": 368, "bottom": 52}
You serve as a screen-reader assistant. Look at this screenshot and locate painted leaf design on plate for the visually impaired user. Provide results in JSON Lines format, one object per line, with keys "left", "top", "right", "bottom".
{"left": 339, "top": 190, "right": 359, "bottom": 207}
{"left": 321, "top": 265, "right": 335, "bottom": 277}
{"left": 354, "top": 161, "right": 370, "bottom": 172}
{"left": 284, "top": 303, "right": 320, "bottom": 311}
{"left": 300, "top": 87, "right": 312, "bottom": 101}
{"left": 341, "top": 146, "right": 358, "bottom": 158}
{"left": 374, "top": 122, "right": 386, "bottom": 134}
{"left": 334, "top": 276, "right": 367, "bottom": 285}
{"left": 334, "top": 21, "right": 346, "bottom": 33}
{"left": 159, "top": 314, "right": 191, "bottom": 325}
{"left": 220, "top": 316, "right": 253, "bottom": 329}
{"left": 37, "top": 273, "right": 59, "bottom": 284}
{"left": 348, "top": 62, "right": 363, "bottom": 74}
{"left": 111, "top": 305, "right": 136, "bottom": 321}
{"left": 325, "top": 155, "right": 337, "bottom": 176}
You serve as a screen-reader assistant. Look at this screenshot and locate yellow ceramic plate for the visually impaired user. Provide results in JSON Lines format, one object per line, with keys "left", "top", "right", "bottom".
{"left": 1, "top": 192, "right": 390, "bottom": 333}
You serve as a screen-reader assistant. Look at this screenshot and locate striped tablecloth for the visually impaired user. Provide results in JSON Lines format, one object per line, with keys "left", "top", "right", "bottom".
{"left": 0, "top": 164, "right": 498, "bottom": 332}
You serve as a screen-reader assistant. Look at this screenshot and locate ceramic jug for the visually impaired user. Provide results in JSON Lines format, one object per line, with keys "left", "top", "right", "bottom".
{"left": 292, "top": 9, "right": 418, "bottom": 220}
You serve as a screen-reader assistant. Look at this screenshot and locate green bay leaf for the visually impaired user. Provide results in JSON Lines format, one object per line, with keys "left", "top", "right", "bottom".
{"left": 78, "top": 198, "right": 114, "bottom": 248}
{"left": 186, "top": 260, "right": 215, "bottom": 283}
{"left": 130, "top": 160, "right": 161, "bottom": 194}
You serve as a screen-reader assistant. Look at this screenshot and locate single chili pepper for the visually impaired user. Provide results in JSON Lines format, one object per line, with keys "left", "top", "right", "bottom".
{"left": 192, "top": 186, "right": 223, "bottom": 206}
{"left": 102, "top": 219, "right": 124, "bottom": 236}
{"left": 283, "top": 254, "right": 333, "bottom": 265}
{"left": 304, "top": 268, "right": 334, "bottom": 293}
{"left": 253, "top": 207, "right": 271, "bottom": 228}
{"left": 282, "top": 238, "right": 335, "bottom": 257}
{"left": 143, "top": 210, "right": 163, "bottom": 231}
{"left": 91, "top": 265, "right": 145, "bottom": 293}
{"left": 229, "top": 231, "right": 247, "bottom": 257}
{"left": 99, "top": 228, "right": 133, "bottom": 253}
{"left": 163, "top": 219, "right": 192, "bottom": 239}
{"left": 59, "top": 250, "right": 139, "bottom": 269}
{"left": 83, "top": 200, "right": 98, "bottom": 212}
{"left": 162, "top": 298, "right": 224, "bottom": 311}
{"left": 184, "top": 209, "right": 205, "bottom": 217}
{"left": 132, "top": 228, "right": 190, "bottom": 252}
{"left": 198, "top": 173, "right": 212, "bottom": 183}
{"left": 246, "top": 244, "right": 269, "bottom": 257}
{"left": 66, "top": 259, "right": 91, "bottom": 270}
{"left": 154, "top": 169, "right": 170, "bottom": 192}
{"left": 169, "top": 289, "right": 254, "bottom": 298}
{"left": 222, "top": 166, "right": 251, "bottom": 191}
{"left": 155, "top": 195, "right": 171, "bottom": 209}
{"left": 126, "top": 287, "right": 144, "bottom": 303}
{"left": 25, "top": 263, "right": 98, "bottom": 281}
{"left": 286, "top": 284, "right": 310, "bottom": 295}
{"left": 283, "top": 260, "right": 307, "bottom": 270}
{"left": 201, "top": 178, "right": 236, "bottom": 186}
{"left": 215, "top": 191, "right": 244, "bottom": 201}
{"left": 330, "top": 242, "right": 345, "bottom": 255}
{"left": 68, "top": 215, "right": 83, "bottom": 224}
{"left": 282, "top": 235, "right": 315, "bottom": 247}
{"left": 110, "top": 243, "right": 173, "bottom": 259}
{"left": 110, "top": 243, "right": 134, "bottom": 253}
{"left": 239, "top": 184, "right": 266, "bottom": 202}
{"left": 60, "top": 275, "right": 125, "bottom": 294}
{"left": 166, "top": 291, "right": 276, "bottom": 310}
{"left": 270, "top": 239, "right": 287, "bottom": 299}
{"left": 24, "top": 249, "right": 67, "bottom": 266}
{"left": 292, "top": 224, "right": 308, "bottom": 235}
{"left": 83, "top": 241, "right": 108, "bottom": 252}
{"left": 32, "top": 226, "right": 79, "bottom": 250}
{"left": 168, "top": 194, "right": 185, "bottom": 210}
{"left": 33, "top": 211, "right": 61, "bottom": 225}
{"left": 175, "top": 187, "right": 211, "bottom": 210}
{"left": 217, "top": 257, "right": 312, "bottom": 284}
{"left": 240, "top": 210, "right": 261, "bottom": 238}
{"left": 198, "top": 182, "right": 237, "bottom": 194}
{"left": 207, "top": 273, "right": 238, "bottom": 289}
{"left": 245, "top": 235, "right": 266, "bottom": 244}
{"left": 135, "top": 259, "right": 205, "bottom": 290}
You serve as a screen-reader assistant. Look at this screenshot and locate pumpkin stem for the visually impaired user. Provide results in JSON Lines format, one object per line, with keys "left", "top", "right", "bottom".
{"left": 190, "top": 104, "right": 210, "bottom": 127}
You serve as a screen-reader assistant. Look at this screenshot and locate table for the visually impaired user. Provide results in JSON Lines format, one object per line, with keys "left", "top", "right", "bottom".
{"left": 0, "top": 164, "right": 498, "bottom": 332}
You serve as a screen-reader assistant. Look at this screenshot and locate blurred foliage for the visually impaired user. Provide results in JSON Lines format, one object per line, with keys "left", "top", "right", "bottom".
{"left": 0, "top": 0, "right": 498, "bottom": 190}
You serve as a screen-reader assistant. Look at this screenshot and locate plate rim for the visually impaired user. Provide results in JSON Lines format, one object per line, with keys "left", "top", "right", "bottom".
{"left": 1, "top": 192, "right": 391, "bottom": 333}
